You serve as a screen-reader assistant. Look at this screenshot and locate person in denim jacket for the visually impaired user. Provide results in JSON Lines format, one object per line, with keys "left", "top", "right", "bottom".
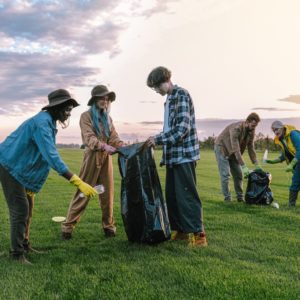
{"left": 0, "top": 89, "right": 97, "bottom": 264}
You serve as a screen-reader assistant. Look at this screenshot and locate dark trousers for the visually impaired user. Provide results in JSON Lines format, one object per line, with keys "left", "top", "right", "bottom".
{"left": 290, "top": 162, "right": 300, "bottom": 192}
{"left": 165, "top": 162, "right": 204, "bottom": 233}
{"left": 0, "top": 164, "right": 29, "bottom": 256}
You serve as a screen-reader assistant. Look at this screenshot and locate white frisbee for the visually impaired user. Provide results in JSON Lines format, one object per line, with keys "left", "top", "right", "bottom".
{"left": 52, "top": 216, "right": 66, "bottom": 222}
{"left": 271, "top": 202, "right": 279, "bottom": 209}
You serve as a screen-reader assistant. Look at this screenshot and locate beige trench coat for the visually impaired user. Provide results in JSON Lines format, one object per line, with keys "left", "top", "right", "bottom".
{"left": 62, "top": 111, "right": 123, "bottom": 234}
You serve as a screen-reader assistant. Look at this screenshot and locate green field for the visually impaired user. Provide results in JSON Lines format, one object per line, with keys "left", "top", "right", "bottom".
{"left": 0, "top": 149, "right": 299, "bottom": 300}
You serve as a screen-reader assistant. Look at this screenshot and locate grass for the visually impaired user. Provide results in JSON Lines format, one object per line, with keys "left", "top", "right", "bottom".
{"left": 0, "top": 149, "right": 299, "bottom": 300}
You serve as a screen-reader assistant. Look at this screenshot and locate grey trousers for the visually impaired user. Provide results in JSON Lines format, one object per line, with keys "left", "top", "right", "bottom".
{"left": 0, "top": 164, "right": 29, "bottom": 256}
{"left": 214, "top": 145, "right": 243, "bottom": 201}
{"left": 165, "top": 162, "right": 204, "bottom": 233}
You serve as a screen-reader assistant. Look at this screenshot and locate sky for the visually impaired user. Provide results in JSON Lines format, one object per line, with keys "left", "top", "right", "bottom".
{"left": 1, "top": 0, "right": 300, "bottom": 143}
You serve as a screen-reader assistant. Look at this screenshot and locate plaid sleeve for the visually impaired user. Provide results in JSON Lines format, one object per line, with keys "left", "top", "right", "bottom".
{"left": 154, "top": 93, "right": 191, "bottom": 145}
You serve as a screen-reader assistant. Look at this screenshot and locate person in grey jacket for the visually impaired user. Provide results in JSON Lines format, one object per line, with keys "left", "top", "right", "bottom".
{"left": 214, "top": 113, "right": 262, "bottom": 202}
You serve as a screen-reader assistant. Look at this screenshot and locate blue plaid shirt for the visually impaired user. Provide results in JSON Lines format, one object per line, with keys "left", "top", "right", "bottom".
{"left": 154, "top": 85, "right": 200, "bottom": 166}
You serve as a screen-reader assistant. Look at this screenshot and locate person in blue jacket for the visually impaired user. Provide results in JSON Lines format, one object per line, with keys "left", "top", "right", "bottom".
{"left": 266, "top": 120, "right": 300, "bottom": 207}
{"left": 0, "top": 89, "right": 97, "bottom": 264}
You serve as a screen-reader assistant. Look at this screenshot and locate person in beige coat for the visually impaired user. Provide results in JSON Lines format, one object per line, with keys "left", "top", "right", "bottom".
{"left": 214, "top": 113, "right": 262, "bottom": 202}
{"left": 61, "top": 85, "right": 124, "bottom": 239}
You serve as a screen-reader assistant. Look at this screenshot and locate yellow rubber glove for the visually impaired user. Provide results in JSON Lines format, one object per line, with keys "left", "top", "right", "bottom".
{"left": 285, "top": 158, "right": 297, "bottom": 173}
{"left": 69, "top": 175, "right": 97, "bottom": 197}
{"left": 26, "top": 190, "right": 35, "bottom": 198}
{"left": 241, "top": 165, "right": 250, "bottom": 178}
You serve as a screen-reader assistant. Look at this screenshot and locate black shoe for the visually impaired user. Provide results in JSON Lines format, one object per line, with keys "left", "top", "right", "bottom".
{"left": 104, "top": 229, "right": 116, "bottom": 238}
{"left": 237, "top": 198, "right": 245, "bottom": 203}
{"left": 61, "top": 232, "right": 72, "bottom": 240}
{"left": 11, "top": 254, "right": 32, "bottom": 265}
{"left": 24, "top": 244, "right": 45, "bottom": 254}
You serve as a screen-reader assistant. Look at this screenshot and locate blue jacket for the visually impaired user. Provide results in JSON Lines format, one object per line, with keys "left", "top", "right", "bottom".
{"left": 0, "top": 111, "right": 69, "bottom": 192}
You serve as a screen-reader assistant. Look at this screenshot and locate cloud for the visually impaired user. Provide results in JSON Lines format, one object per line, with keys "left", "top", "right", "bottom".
{"left": 0, "top": 51, "right": 99, "bottom": 114}
{"left": 252, "top": 107, "right": 299, "bottom": 111}
{"left": 0, "top": 0, "right": 178, "bottom": 115}
{"left": 139, "top": 121, "right": 163, "bottom": 125}
{"left": 278, "top": 95, "right": 300, "bottom": 104}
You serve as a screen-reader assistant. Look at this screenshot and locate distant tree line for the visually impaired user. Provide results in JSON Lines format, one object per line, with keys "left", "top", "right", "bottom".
{"left": 56, "top": 143, "right": 81, "bottom": 149}
{"left": 56, "top": 133, "right": 281, "bottom": 151}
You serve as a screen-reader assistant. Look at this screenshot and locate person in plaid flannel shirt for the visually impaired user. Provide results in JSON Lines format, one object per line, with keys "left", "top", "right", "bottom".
{"left": 146, "top": 66, "right": 207, "bottom": 247}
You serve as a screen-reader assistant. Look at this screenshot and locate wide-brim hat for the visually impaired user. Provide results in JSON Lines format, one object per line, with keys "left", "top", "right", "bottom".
{"left": 88, "top": 85, "right": 116, "bottom": 106}
{"left": 42, "top": 89, "right": 79, "bottom": 110}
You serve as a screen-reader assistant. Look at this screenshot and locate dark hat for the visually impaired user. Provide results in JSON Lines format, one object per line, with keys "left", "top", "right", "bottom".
{"left": 42, "top": 89, "right": 79, "bottom": 110}
{"left": 88, "top": 85, "right": 116, "bottom": 106}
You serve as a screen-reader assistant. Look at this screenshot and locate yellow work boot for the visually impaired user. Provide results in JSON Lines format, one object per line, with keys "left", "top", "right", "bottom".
{"left": 171, "top": 231, "right": 190, "bottom": 241}
{"left": 193, "top": 232, "right": 208, "bottom": 247}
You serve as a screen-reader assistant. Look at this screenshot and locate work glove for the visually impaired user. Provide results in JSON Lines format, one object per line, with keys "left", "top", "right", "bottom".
{"left": 254, "top": 164, "right": 263, "bottom": 171}
{"left": 101, "top": 143, "right": 116, "bottom": 154}
{"left": 241, "top": 165, "right": 250, "bottom": 178}
{"left": 265, "top": 158, "right": 281, "bottom": 164}
{"left": 69, "top": 175, "right": 97, "bottom": 197}
{"left": 26, "top": 190, "right": 35, "bottom": 198}
{"left": 285, "top": 158, "right": 297, "bottom": 173}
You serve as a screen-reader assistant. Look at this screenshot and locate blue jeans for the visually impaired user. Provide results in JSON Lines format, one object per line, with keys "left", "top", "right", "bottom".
{"left": 214, "top": 145, "right": 243, "bottom": 201}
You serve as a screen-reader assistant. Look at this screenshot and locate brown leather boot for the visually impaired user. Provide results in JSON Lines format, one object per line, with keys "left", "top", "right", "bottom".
{"left": 61, "top": 232, "right": 72, "bottom": 240}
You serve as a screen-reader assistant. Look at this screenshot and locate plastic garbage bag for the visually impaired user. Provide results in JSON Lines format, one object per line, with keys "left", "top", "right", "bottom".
{"left": 118, "top": 142, "right": 171, "bottom": 244}
{"left": 245, "top": 170, "right": 274, "bottom": 205}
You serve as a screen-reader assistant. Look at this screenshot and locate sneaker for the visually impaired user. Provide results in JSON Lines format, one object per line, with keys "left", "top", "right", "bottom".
{"left": 61, "top": 232, "right": 72, "bottom": 240}
{"left": 237, "top": 198, "right": 245, "bottom": 203}
{"left": 104, "top": 229, "right": 116, "bottom": 238}
{"left": 193, "top": 232, "right": 208, "bottom": 247}
{"left": 224, "top": 198, "right": 232, "bottom": 202}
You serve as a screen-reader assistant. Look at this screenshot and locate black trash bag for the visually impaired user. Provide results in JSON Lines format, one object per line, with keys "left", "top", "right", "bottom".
{"left": 245, "top": 170, "right": 274, "bottom": 205}
{"left": 117, "top": 142, "right": 171, "bottom": 244}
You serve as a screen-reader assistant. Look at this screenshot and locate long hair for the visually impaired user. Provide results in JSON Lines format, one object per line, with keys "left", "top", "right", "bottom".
{"left": 90, "top": 103, "right": 111, "bottom": 138}
{"left": 45, "top": 101, "right": 73, "bottom": 129}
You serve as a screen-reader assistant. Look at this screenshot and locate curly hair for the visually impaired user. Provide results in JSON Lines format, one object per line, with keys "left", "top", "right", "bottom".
{"left": 146, "top": 66, "right": 171, "bottom": 88}
{"left": 246, "top": 112, "right": 260, "bottom": 123}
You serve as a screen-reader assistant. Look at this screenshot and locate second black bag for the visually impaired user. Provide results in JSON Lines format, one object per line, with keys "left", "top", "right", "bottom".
{"left": 245, "top": 170, "right": 273, "bottom": 205}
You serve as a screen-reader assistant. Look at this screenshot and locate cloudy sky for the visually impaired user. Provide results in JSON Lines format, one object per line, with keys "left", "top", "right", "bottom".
{"left": 1, "top": 0, "right": 300, "bottom": 143}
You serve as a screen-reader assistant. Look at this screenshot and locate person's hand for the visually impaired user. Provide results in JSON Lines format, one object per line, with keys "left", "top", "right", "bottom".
{"left": 145, "top": 137, "right": 155, "bottom": 147}
{"left": 285, "top": 158, "right": 297, "bottom": 173}
{"left": 102, "top": 143, "right": 116, "bottom": 154}
{"left": 241, "top": 165, "right": 250, "bottom": 178}
{"left": 265, "top": 158, "right": 281, "bottom": 164}
{"left": 69, "top": 175, "right": 97, "bottom": 197}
